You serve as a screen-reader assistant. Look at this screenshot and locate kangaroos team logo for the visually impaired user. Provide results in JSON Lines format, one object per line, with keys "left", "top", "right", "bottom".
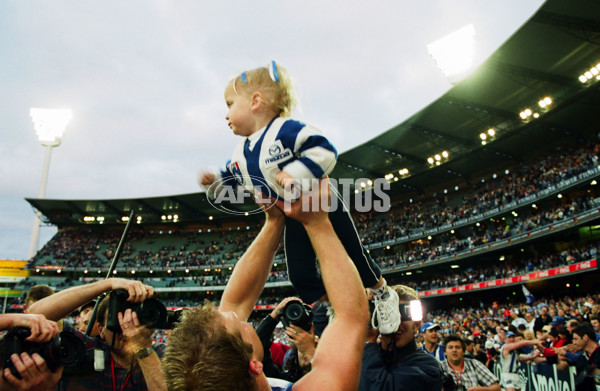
{"left": 206, "top": 174, "right": 278, "bottom": 216}
{"left": 269, "top": 145, "right": 281, "bottom": 155}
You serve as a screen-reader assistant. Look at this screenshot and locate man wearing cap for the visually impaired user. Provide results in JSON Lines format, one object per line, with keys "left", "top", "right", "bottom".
{"left": 441, "top": 334, "right": 500, "bottom": 391}
{"left": 499, "top": 331, "right": 540, "bottom": 391}
{"left": 419, "top": 322, "right": 446, "bottom": 362}
{"left": 551, "top": 316, "right": 566, "bottom": 329}
{"left": 75, "top": 300, "right": 96, "bottom": 335}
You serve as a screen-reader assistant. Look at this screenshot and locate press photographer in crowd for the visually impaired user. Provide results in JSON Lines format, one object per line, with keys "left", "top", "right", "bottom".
{"left": 255, "top": 297, "right": 317, "bottom": 382}
{"left": 27, "top": 278, "right": 166, "bottom": 391}
{"left": 441, "top": 334, "right": 500, "bottom": 391}
{"left": 0, "top": 313, "right": 62, "bottom": 391}
{"left": 358, "top": 285, "right": 443, "bottom": 391}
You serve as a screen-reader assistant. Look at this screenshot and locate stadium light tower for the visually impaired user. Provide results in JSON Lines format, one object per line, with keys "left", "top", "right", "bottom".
{"left": 27, "top": 108, "right": 72, "bottom": 260}
{"left": 427, "top": 24, "right": 476, "bottom": 84}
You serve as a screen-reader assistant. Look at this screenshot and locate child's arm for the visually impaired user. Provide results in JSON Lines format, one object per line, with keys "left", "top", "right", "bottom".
{"left": 198, "top": 160, "right": 237, "bottom": 199}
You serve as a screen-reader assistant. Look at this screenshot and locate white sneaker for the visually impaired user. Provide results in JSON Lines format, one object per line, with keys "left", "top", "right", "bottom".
{"left": 371, "top": 288, "right": 401, "bottom": 334}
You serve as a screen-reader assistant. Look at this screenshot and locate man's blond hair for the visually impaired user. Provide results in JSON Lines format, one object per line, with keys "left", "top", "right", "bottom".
{"left": 162, "top": 302, "right": 255, "bottom": 391}
{"left": 391, "top": 284, "right": 419, "bottom": 302}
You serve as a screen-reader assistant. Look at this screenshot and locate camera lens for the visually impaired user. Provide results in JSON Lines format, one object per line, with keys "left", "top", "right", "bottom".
{"left": 285, "top": 302, "right": 304, "bottom": 321}
{"left": 134, "top": 298, "right": 167, "bottom": 329}
{"left": 47, "top": 331, "right": 85, "bottom": 367}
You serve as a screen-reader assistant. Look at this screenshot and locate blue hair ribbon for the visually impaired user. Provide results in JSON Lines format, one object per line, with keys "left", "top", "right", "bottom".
{"left": 268, "top": 60, "right": 280, "bottom": 82}
{"left": 241, "top": 72, "right": 247, "bottom": 83}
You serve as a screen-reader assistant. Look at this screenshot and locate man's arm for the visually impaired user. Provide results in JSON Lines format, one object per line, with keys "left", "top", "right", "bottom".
{"left": 219, "top": 205, "right": 285, "bottom": 321}
{"left": 470, "top": 359, "right": 501, "bottom": 391}
{"left": 28, "top": 278, "right": 153, "bottom": 326}
{"left": 284, "top": 179, "right": 369, "bottom": 391}
{"left": 502, "top": 340, "right": 538, "bottom": 358}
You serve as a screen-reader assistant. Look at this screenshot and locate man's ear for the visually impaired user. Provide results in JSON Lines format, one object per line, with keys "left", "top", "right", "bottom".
{"left": 97, "top": 323, "right": 104, "bottom": 338}
{"left": 250, "top": 92, "right": 263, "bottom": 112}
{"left": 248, "top": 360, "right": 264, "bottom": 375}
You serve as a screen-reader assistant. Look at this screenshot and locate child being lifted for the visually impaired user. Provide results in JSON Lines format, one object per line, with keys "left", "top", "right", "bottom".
{"left": 200, "top": 61, "right": 400, "bottom": 334}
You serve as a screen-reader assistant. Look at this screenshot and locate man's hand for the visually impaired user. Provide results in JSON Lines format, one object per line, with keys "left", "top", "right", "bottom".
{"left": 118, "top": 309, "right": 154, "bottom": 354}
{"left": 270, "top": 297, "right": 301, "bottom": 320}
{"left": 279, "top": 177, "right": 331, "bottom": 224}
{"left": 2, "top": 353, "right": 63, "bottom": 391}
{"left": 285, "top": 325, "right": 316, "bottom": 365}
{"left": 109, "top": 279, "right": 154, "bottom": 303}
{"left": 5, "top": 314, "right": 59, "bottom": 343}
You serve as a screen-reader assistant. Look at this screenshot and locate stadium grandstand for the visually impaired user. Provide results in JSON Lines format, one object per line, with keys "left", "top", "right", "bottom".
{"left": 4, "top": 0, "right": 600, "bottom": 320}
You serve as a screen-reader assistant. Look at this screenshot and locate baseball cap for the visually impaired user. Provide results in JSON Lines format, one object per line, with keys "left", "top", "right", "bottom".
{"left": 551, "top": 316, "right": 565, "bottom": 326}
{"left": 79, "top": 300, "right": 96, "bottom": 312}
{"left": 420, "top": 322, "right": 440, "bottom": 333}
{"left": 506, "top": 331, "right": 516, "bottom": 337}
{"left": 584, "top": 302, "right": 593, "bottom": 308}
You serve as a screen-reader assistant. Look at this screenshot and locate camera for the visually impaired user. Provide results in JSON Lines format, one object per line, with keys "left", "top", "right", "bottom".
{"left": 280, "top": 301, "right": 313, "bottom": 332}
{"left": 106, "top": 289, "right": 170, "bottom": 332}
{"left": 2, "top": 327, "right": 86, "bottom": 379}
{"left": 442, "top": 374, "right": 467, "bottom": 391}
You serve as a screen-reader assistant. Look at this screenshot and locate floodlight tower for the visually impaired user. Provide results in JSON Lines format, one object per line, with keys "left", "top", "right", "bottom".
{"left": 27, "top": 108, "right": 72, "bottom": 260}
{"left": 427, "top": 24, "right": 476, "bottom": 85}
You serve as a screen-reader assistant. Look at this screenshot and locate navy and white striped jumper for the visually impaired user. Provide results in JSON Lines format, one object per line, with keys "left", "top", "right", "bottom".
{"left": 208, "top": 116, "right": 382, "bottom": 303}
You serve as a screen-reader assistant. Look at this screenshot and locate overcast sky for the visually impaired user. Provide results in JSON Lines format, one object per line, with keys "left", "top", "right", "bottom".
{"left": 0, "top": 0, "right": 545, "bottom": 260}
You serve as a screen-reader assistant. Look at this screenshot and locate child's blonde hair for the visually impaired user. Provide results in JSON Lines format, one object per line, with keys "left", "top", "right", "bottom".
{"left": 229, "top": 61, "right": 297, "bottom": 118}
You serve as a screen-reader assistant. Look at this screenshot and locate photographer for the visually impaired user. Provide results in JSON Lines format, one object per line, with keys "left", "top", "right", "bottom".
{"left": 28, "top": 278, "right": 165, "bottom": 391}
{"left": 256, "top": 297, "right": 317, "bottom": 382}
{"left": 358, "top": 285, "right": 443, "bottom": 391}
{"left": 441, "top": 334, "right": 500, "bottom": 391}
{"left": 0, "top": 313, "right": 62, "bottom": 391}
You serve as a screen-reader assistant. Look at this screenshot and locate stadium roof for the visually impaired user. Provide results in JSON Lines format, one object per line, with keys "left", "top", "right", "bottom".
{"left": 27, "top": 0, "right": 600, "bottom": 227}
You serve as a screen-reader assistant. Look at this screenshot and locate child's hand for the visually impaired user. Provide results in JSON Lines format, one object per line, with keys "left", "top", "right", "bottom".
{"left": 198, "top": 171, "right": 216, "bottom": 186}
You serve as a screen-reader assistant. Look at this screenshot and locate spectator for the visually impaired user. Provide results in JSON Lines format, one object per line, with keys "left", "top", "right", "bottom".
{"left": 441, "top": 334, "right": 500, "bottom": 391}
{"left": 419, "top": 322, "right": 446, "bottom": 362}
{"left": 590, "top": 316, "right": 600, "bottom": 342}
{"left": 569, "top": 323, "right": 600, "bottom": 391}
{"left": 534, "top": 306, "right": 553, "bottom": 333}
{"left": 499, "top": 331, "right": 539, "bottom": 391}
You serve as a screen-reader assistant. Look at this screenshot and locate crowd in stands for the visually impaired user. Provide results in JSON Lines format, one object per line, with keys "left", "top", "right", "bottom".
{"left": 28, "top": 143, "right": 600, "bottom": 289}
{"left": 356, "top": 142, "right": 599, "bottom": 244}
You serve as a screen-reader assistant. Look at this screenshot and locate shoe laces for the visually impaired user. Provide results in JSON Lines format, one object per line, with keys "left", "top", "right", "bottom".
{"left": 371, "top": 293, "right": 401, "bottom": 331}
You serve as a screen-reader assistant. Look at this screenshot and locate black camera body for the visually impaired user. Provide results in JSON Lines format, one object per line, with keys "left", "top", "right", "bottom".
{"left": 280, "top": 301, "right": 313, "bottom": 332}
{"left": 106, "top": 289, "right": 168, "bottom": 333}
{"left": 2, "top": 327, "right": 85, "bottom": 379}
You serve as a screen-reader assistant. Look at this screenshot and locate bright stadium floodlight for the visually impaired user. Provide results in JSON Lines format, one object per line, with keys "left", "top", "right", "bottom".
{"left": 427, "top": 24, "right": 476, "bottom": 84}
{"left": 28, "top": 108, "right": 72, "bottom": 259}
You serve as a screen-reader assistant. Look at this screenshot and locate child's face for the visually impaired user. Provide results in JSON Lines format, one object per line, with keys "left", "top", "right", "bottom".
{"left": 224, "top": 84, "right": 254, "bottom": 137}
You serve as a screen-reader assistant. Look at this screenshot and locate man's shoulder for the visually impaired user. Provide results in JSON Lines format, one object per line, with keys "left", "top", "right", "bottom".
{"left": 406, "top": 350, "right": 444, "bottom": 369}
